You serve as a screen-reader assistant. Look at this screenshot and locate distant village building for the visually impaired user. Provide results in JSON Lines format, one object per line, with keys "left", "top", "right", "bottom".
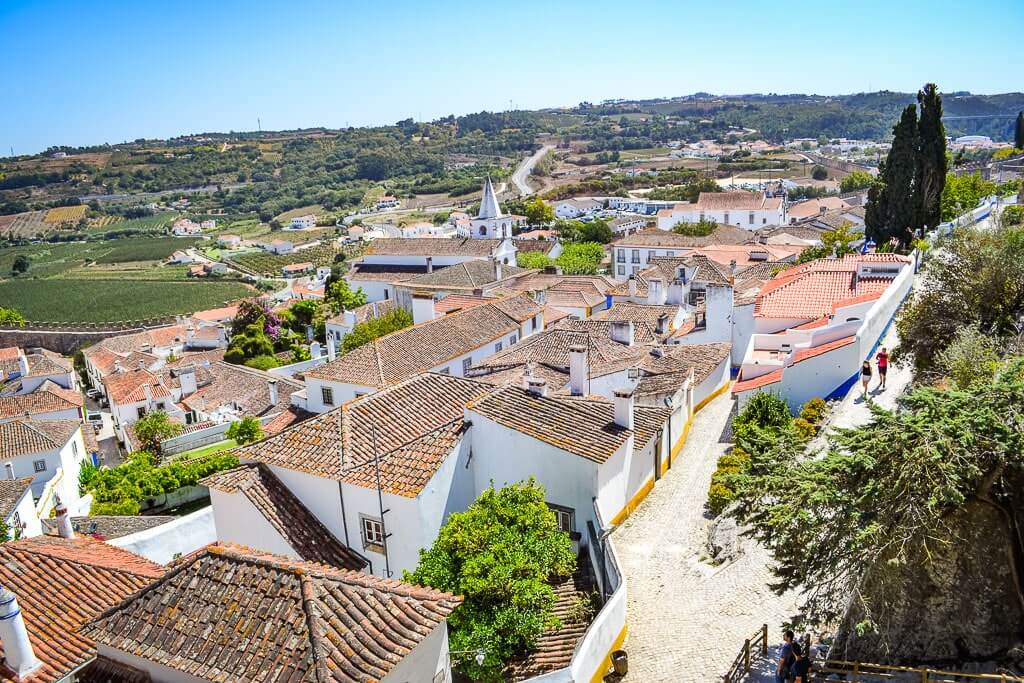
{"left": 288, "top": 214, "right": 317, "bottom": 229}
{"left": 656, "top": 192, "right": 786, "bottom": 230}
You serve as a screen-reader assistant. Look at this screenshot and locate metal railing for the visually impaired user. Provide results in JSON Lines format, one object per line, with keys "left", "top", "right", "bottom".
{"left": 723, "top": 624, "right": 769, "bottom": 683}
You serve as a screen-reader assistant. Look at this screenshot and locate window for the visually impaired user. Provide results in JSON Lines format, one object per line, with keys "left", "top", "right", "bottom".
{"left": 749, "top": 212, "right": 755, "bottom": 224}
{"left": 361, "top": 516, "right": 385, "bottom": 550}
{"left": 699, "top": 212, "right": 705, "bottom": 222}
{"left": 531, "top": 315, "right": 538, "bottom": 331}
{"left": 631, "top": 249, "right": 640, "bottom": 264}
{"left": 616, "top": 249, "right": 625, "bottom": 263}
{"left": 762, "top": 217, "right": 767, "bottom": 224}
{"left": 617, "top": 265, "right": 625, "bottom": 276}
{"left": 548, "top": 504, "right": 575, "bottom": 534}
{"left": 156, "top": 401, "right": 165, "bottom": 410}
{"left": 462, "top": 358, "right": 472, "bottom": 374}
{"left": 438, "top": 367, "right": 451, "bottom": 375}
{"left": 136, "top": 406, "right": 147, "bottom": 420}
{"left": 510, "top": 334, "right": 518, "bottom": 345}
{"left": 665, "top": 250, "right": 675, "bottom": 257}
{"left": 479, "top": 226, "right": 486, "bottom": 236}
{"left": 632, "top": 265, "right": 640, "bottom": 275}
{"left": 494, "top": 341, "right": 503, "bottom": 353}
{"left": 11, "top": 512, "right": 20, "bottom": 531}
{"left": 724, "top": 212, "right": 730, "bottom": 223}
{"left": 33, "top": 460, "right": 46, "bottom": 473}
{"left": 71, "top": 440, "right": 78, "bottom": 457}
{"left": 321, "top": 386, "right": 334, "bottom": 406}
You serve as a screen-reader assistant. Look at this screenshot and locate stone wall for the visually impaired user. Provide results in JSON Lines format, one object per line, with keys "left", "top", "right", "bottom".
{"left": 0, "top": 318, "right": 176, "bottom": 354}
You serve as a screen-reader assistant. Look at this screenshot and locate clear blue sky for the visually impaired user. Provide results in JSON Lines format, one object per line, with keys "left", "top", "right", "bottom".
{"left": 3, "top": 0, "right": 1022, "bottom": 155}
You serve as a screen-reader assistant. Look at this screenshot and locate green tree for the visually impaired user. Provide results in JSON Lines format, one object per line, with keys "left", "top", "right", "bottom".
{"left": 132, "top": 411, "right": 183, "bottom": 454}
{"left": 340, "top": 307, "right": 413, "bottom": 353}
{"left": 840, "top": 171, "right": 875, "bottom": 193}
{"left": 226, "top": 416, "right": 264, "bottom": 445}
{"left": 0, "top": 308, "right": 26, "bottom": 326}
{"left": 940, "top": 172, "right": 995, "bottom": 221}
{"left": 405, "top": 480, "right": 576, "bottom": 682}
{"left": 325, "top": 279, "right": 368, "bottom": 315}
{"left": 727, "top": 357, "right": 1024, "bottom": 649}
{"left": 556, "top": 242, "right": 604, "bottom": 275}
{"left": 1015, "top": 111, "right": 1024, "bottom": 151}
{"left": 878, "top": 104, "right": 920, "bottom": 245}
{"left": 672, "top": 218, "right": 717, "bottom": 237}
{"left": 796, "top": 224, "right": 858, "bottom": 263}
{"left": 224, "top": 317, "right": 277, "bottom": 366}
{"left": 517, "top": 251, "right": 555, "bottom": 270}
{"left": 11, "top": 255, "right": 29, "bottom": 275}
{"left": 915, "top": 84, "right": 947, "bottom": 231}
{"left": 524, "top": 197, "right": 555, "bottom": 225}
{"left": 895, "top": 223, "right": 1024, "bottom": 372}
{"left": 934, "top": 326, "right": 1001, "bottom": 390}
{"left": 811, "top": 165, "right": 828, "bottom": 181}
{"left": 577, "top": 218, "right": 613, "bottom": 244}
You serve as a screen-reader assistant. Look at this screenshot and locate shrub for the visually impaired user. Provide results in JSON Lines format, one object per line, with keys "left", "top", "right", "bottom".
{"left": 734, "top": 391, "right": 792, "bottom": 432}
{"left": 672, "top": 218, "right": 717, "bottom": 237}
{"left": 243, "top": 355, "right": 280, "bottom": 370}
{"left": 799, "top": 397, "right": 828, "bottom": 425}
{"left": 792, "top": 417, "right": 817, "bottom": 442}
{"left": 707, "top": 482, "right": 736, "bottom": 516}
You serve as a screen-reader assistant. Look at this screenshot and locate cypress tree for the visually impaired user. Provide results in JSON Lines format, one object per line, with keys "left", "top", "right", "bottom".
{"left": 1015, "top": 111, "right": 1024, "bottom": 150}
{"left": 916, "top": 84, "right": 947, "bottom": 232}
{"left": 881, "top": 104, "right": 920, "bottom": 245}
{"left": 864, "top": 163, "right": 888, "bottom": 243}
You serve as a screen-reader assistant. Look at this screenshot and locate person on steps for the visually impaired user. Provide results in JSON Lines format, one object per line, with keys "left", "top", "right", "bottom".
{"left": 860, "top": 360, "right": 872, "bottom": 400}
{"left": 875, "top": 347, "right": 889, "bottom": 390}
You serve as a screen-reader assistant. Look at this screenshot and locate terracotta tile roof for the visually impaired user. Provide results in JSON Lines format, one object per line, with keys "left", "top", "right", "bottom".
{"left": 23, "top": 349, "right": 73, "bottom": 378}
{"left": 732, "top": 368, "right": 783, "bottom": 393}
{"left": 365, "top": 236, "right": 503, "bottom": 257}
{"left": 0, "top": 536, "right": 163, "bottom": 683}
{"left": 306, "top": 297, "right": 536, "bottom": 387}
{"left": 763, "top": 225, "right": 827, "bottom": 241}
{"left": 692, "top": 244, "right": 803, "bottom": 268}
{"left": 505, "top": 551, "right": 597, "bottom": 681}
{"left": 0, "top": 347, "right": 19, "bottom": 362}
{"left": 177, "top": 361, "right": 301, "bottom": 417}
{"left": 753, "top": 253, "right": 909, "bottom": 319}
{"left": 263, "top": 405, "right": 315, "bottom": 435}
{"left": 792, "top": 335, "right": 856, "bottom": 363}
{"left": 695, "top": 191, "right": 773, "bottom": 211}
{"left": 544, "top": 305, "right": 571, "bottom": 325}
{"left": 42, "top": 515, "right": 176, "bottom": 540}
{"left": 613, "top": 226, "right": 754, "bottom": 248}
{"left": 77, "top": 656, "right": 152, "bottom": 683}
{"left": 433, "top": 294, "right": 491, "bottom": 315}
{"left": 608, "top": 255, "right": 732, "bottom": 297}
{"left": 201, "top": 464, "right": 367, "bottom": 569}
{"left": 346, "top": 262, "right": 431, "bottom": 282}
{"left": 0, "top": 382, "right": 82, "bottom": 419}
{"left": 86, "top": 325, "right": 190, "bottom": 360}
{"left": 786, "top": 196, "right": 850, "bottom": 219}
{"left": 734, "top": 261, "right": 793, "bottom": 283}
{"left": 467, "top": 385, "right": 670, "bottom": 463}
{"left": 103, "top": 369, "right": 172, "bottom": 405}
{"left": 401, "top": 260, "right": 527, "bottom": 290}
{"left": 514, "top": 238, "right": 559, "bottom": 254}
{"left": 0, "top": 477, "right": 33, "bottom": 519}
{"left": 594, "top": 303, "right": 679, "bottom": 331}
{"left": 0, "top": 418, "right": 80, "bottom": 458}
{"left": 556, "top": 318, "right": 659, "bottom": 345}
{"left": 233, "top": 373, "right": 495, "bottom": 486}
{"left": 641, "top": 342, "right": 732, "bottom": 386}
{"left": 83, "top": 543, "right": 460, "bottom": 683}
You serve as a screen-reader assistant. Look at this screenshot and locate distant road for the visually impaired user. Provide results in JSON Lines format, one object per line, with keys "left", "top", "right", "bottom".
{"left": 511, "top": 145, "right": 553, "bottom": 196}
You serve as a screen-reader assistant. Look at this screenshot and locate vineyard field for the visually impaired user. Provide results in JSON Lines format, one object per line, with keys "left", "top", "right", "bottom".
{"left": 44, "top": 205, "right": 87, "bottom": 223}
{"left": 93, "top": 236, "right": 200, "bottom": 263}
{"left": 85, "top": 212, "right": 179, "bottom": 235}
{"left": 0, "top": 279, "right": 252, "bottom": 323}
{"left": 226, "top": 241, "right": 346, "bottom": 276}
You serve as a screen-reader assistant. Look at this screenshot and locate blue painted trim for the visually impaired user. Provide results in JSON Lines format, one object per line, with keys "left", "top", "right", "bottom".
{"left": 827, "top": 373, "right": 860, "bottom": 401}
{"left": 0, "top": 594, "right": 15, "bottom": 607}
{"left": 0, "top": 609, "right": 21, "bottom": 621}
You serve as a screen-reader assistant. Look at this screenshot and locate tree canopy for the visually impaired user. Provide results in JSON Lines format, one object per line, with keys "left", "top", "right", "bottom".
{"left": 0, "top": 307, "right": 25, "bottom": 326}
{"left": 226, "top": 416, "right": 264, "bottom": 445}
{"left": 132, "top": 411, "right": 182, "bottom": 454}
{"left": 340, "top": 307, "right": 413, "bottom": 353}
{"left": 405, "top": 480, "right": 575, "bottom": 682}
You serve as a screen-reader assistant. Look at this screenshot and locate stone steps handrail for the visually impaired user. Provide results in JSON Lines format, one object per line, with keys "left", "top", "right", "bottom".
{"left": 723, "top": 624, "right": 769, "bottom": 683}
{"left": 811, "top": 659, "right": 1024, "bottom": 683}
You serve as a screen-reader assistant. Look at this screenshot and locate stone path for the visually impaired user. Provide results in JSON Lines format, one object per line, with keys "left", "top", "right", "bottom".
{"left": 613, "top": 391, "right": 799, "bottom": 682}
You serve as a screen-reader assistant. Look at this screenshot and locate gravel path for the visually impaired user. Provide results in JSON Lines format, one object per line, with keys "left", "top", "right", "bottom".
{"left": 612, "top": 391, "right": 799, "bottom": 682}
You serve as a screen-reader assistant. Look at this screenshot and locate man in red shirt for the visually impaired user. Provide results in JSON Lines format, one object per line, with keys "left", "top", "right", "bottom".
{"left": 875, "top": 347, "right": 889, "bottom": 390}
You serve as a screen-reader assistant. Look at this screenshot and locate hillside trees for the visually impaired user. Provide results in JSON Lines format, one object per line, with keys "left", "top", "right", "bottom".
{"left": 840, "top": 170, "right": 875, "bottom": 193}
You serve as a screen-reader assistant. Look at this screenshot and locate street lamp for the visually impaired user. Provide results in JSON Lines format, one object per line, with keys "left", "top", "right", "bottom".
{"left": 449, "top": 649, "right": 487, "bottom": 667}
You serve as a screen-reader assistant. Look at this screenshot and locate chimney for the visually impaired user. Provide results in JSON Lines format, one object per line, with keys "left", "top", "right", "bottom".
{"left": 267, "top": 378, "right": 278, "bottom": 405}
{"left": 187, "top": 328, "right": 195, "bottom": 345}
{"left": 569, "top": 344, "right": 587, "bottom": 397}
{"left": 53, "top": 494, "right": 74, "bottom": 539}
{"left": 326, "top": 335, "right": 337, "bottom": 362}
{"left": 305, "top": 325, "right": 314, "bottom": 342}
{"left": 729, "top": 259, "right": 738, "bottom": 273}
{"left": 137, "top": 359, "right": 145, "bottom": 370}
{"left": 520, "top": 363, "right": 535, "bottom": 389}
{"left": 494, "top": 258, "right": 503, "bottom": 282}
{"left": 3, "top": 463, "right": 13, "bottom": 481}
{"left": 628, "top": 276, "right": 637, "bottom": 298}
{"left": 411, "top": 290, "right": 436, "bottom": 325}
{"left": 16, "top": 353, "right": 29, "bottom": 378}
{"left": 142, "top": 383, "right": 153, "bottom": 405}
{"left": 179, "top": 367, "right": 197, "bottom": 397}
{"left": 534, "top": 289, "right": 546, "bottom": 305}
{"left": 526, "top": 378, "right": 548, "bottom": 398}
{"left": 613, "top": 388, "right": 635, "bottom": 429}
{"left": 656, "top": 313, "right": 670, "bottom": 335}
{"left": 310, "top": 341, "right": 322, "bottom": 359}
{"left": 667, "top": 279, "right": 684, "bottom": 305}
{"left": 217, "top": 326, "right": 226, "bottom": 345}
{"left": 647, "top": 277, "right": 665, "bottom": 305}
{"left": 0, "top": 586, "right": 41, "bottom": 677}
{"left": 610, "top": 320, "right": 634, "bottom": 346}
{"left": 426, "top": 256, "right": 434, "bottom": 274}
{"left": 343, "top": 309, "right": 357, "bottom": 329}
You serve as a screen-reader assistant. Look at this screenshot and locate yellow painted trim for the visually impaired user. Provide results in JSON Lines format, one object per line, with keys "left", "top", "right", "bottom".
{"left": 693, "top": 378, "right": 732, "bottom": 414}
{"left": 666, "top": 417, "right": 693, "bottom": 471}
{"left": 588, "top": 623, "right": 629, "bottom": 683}
{"left": 610, "top": 476, "right": 654, "bottom": 526}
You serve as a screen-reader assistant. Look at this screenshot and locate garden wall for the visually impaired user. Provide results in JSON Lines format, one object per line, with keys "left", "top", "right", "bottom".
{"left": 0, "top": 318, "right": 177, "bottom": 354}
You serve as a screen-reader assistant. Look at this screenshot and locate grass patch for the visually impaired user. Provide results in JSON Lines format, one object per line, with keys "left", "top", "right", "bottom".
{"left": 0, "top": 279, "right": 252, "bottom": 322}
{"left": 274, "top": 204, "right": 324, "bottom": 222}
{"left": 173, "top": 439, "right": 238, "bottom": 460}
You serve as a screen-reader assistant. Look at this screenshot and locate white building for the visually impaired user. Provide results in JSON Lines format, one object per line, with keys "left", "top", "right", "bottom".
{"left": 733, "top": 253, "right": 916, "bottom": 410}
{"left": 325, "top": 299, "right": 398, "bottom": 346}
{"left": 0, "top": 347, "right": 76, "bottom": 395}
{"left": 171, "top": 219, "right": 203, "bottom": 236}
{"left": 0, "top": 381, "right": 84, "bottom": 423}
{"left": 553, "top": 198, "right": 604, "bottom": 220}
{"left": 302, "top": 293, "right": 543, "bottom": 412}
{"left": 289, "top": 214, "right": 317, "bottom": 229}
{"left": 468, "top": 177, "right": 525, "bottom": 239}
{"left": 0, "top": 477, "right": 43, "bottom": 539}
{"left": 656, "top": 191, "right": 786, "bottom": 230}
{"left": 168, "top": 249, "right": 194, "bottom": 264}
{"left": 609, "top": 226, "right": 753, "bottom": 278}
{"left": 217, "top": 234, "right": 242, "bottom": 248}
{"left": 0, "top": 418, "right": 89, "bottom": 516}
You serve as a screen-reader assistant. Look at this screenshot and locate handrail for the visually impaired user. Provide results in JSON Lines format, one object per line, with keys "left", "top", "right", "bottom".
{"left": 812, "top": 660, "right": 1024, "bottom": 682}
{"left": 722, "top": 624, "right": 769, "bottom": 683}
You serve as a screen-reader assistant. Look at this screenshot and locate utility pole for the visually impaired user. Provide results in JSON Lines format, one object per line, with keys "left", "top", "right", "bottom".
{"left": 257, "top": 118, "right": 261, "bottom": 133}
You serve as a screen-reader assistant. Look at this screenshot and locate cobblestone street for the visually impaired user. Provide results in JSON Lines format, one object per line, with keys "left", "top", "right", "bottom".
{"left": 613, "top": 390, "right": 800, "bottom": 682}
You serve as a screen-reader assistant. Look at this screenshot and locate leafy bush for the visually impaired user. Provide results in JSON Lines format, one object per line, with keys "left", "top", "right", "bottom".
{"left": 672, "top": 218, "right": 717, "bottom": 237}
{"left": 518, "top": 251, "right": 554, "bottom": 269}
{"left": 707, "top": 482, "right": 736, "bottom": 516}
{"left": 243, "top": 355, "right": 280, "bottom": 370}
{"left": 799, "top": 398, "right": 828, "bottom": 425}
{"left": 792, "top": 417, "right": 817, "bottom": 441}
{"left": 226, "top": 416, "right": 264, "bottom": 445}
{"left": 734, "top": 391, "right": 792, "bottom": 433}
{"left": 341, "top": 307, "right": 413, "bottom": 353}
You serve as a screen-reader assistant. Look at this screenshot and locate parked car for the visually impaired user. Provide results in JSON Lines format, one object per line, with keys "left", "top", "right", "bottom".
{"left": 86, "top": 411, "right": 104, "bottom": 425}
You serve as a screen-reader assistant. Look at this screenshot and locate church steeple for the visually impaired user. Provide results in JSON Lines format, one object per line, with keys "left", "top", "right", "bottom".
{"left": 477, "top": 176, "right": 502, "bottom": 219}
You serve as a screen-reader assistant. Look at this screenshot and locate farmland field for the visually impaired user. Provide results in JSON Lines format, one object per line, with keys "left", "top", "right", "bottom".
{"left": 0, "top": 279, "right": 252, "bottom": 322}
{"left": 0, "top": 236, "right": 200, "bottom": 278}
{"left": 93, "top": 236, "right": 200, "bottom": 263}
{"left": 274, "top": 204, "right": 324, "bottom": 222}
{"left": 0, "top": 211, "right": 49, "bottom": 238}
{"left": 44, "top": 205, "right": 87, "bottom": 223}
{"left": 225, "top": 241, "right": 351, "bottom": 276}
{"left": 85, "top": 212, "right": 179, "bottom": 235}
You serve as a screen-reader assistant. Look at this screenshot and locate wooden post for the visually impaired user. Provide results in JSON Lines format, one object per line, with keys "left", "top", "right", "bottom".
{"left": 761, "top": 624, "right": 769, "bottom": 656}
{"left": 920, "top": 669, "right": 928, "bottom": 683}
{"left": 853, "top": 662, "right": 860, "bottom": 683}
{"left": 744, "top": 639, "right": 751, "bottom": 674}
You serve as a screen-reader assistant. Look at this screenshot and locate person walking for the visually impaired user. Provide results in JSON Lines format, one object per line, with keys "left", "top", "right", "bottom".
{"left": 790, "top": 642, "right": 811, "bottom": 683}
{"left": 777, "top": 630, "right": 795, "bottom": 683}
{"left": 860, "top": 361, "right": 872, "bottom": 400}
{"left": 875, "top": 346, "right": 889, "bottom": 390}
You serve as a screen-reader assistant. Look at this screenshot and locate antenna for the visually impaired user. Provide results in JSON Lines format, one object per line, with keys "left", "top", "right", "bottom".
{"left": 257, "top": 117, "right": 261, "bottom": 133}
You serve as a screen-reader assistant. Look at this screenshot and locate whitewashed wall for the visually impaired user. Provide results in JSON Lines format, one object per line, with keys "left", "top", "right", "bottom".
{"left": 112, "top": 506, "right": 217, "bottom": 565}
